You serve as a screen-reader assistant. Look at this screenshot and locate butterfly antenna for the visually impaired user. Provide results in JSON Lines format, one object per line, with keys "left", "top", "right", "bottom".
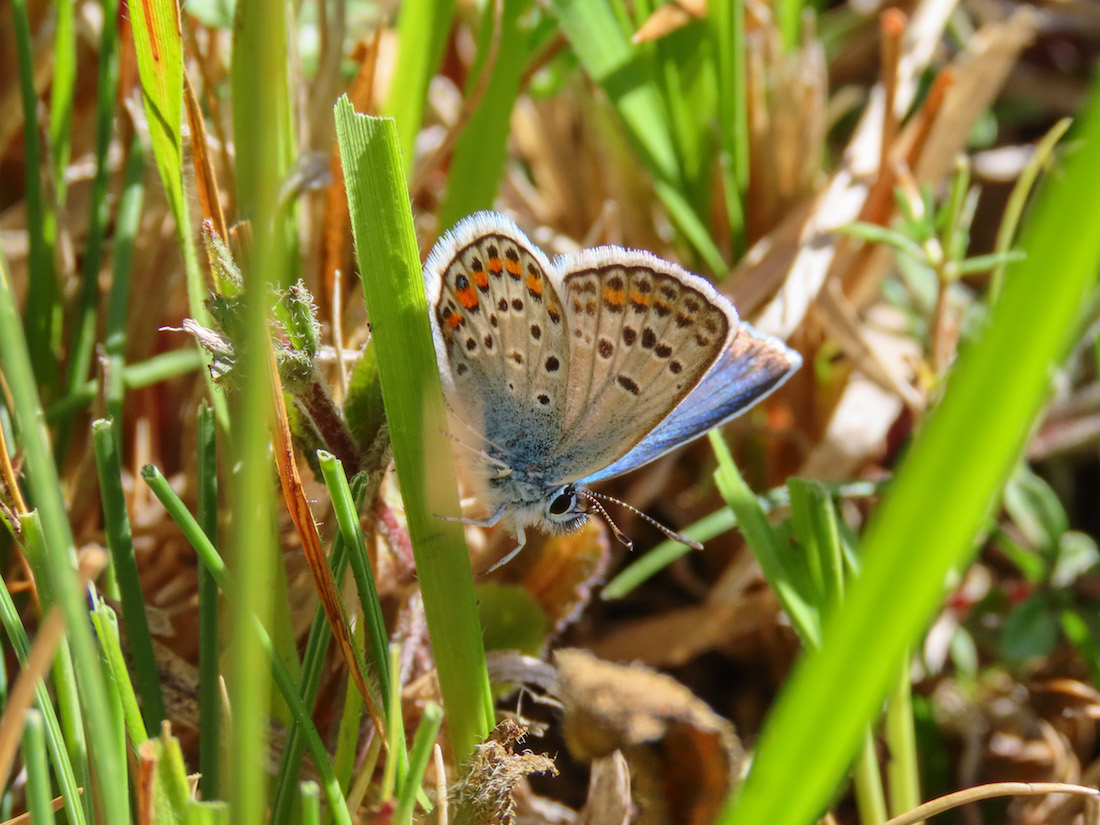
{"left": 577, "top": 490, "right": 633, "bottom": 550}
{"left": 585, "top": 490, "right": 704, "bottom": 551}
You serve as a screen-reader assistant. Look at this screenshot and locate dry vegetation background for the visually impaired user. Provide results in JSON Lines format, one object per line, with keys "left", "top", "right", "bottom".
{"left": 2, "top": 0, "right": 1100, "bottom": 823}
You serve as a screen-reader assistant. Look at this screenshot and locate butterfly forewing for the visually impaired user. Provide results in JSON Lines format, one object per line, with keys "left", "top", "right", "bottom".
{"left": 583, "top": 322, "right": 801, "bottom": 483}
{"left": 546, "top": 249, "right": 736, "bottom": 483}
{"left": 426, "top": 216, "right": 570, "bottom": 459}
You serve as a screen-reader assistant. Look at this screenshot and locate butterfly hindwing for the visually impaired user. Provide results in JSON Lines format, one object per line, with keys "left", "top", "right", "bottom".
{"left": 582, "top": 322, "right": 801, "bottom": 483}
{"left": 545, "top": 248, "right": 736, "bottom": 483}
{"left": 425, "top": 213, "right": 570, "bottom": 459}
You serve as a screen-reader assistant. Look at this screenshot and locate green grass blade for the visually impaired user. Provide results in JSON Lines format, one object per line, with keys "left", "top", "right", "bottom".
{"left": 269, "top": 474, "right": 364, "bottom": 825}
{"left": 990, "top": 117, "right": 1072, "bottom": 301}
{"left": 0, "top": 252, "right": 131, "bottom": 824}
{"left": 884, "top": 659, "right": 920, "bottom": 817}
{"left": 104, "top": 138, "right": 146, "bottom": 436}
{"left": 393, "top": 702, "right": 443, "bottom": 825}
{"left": 300, "top": 782, "right": 321, "bottom": 825}
{"left": 128, "top": 0, "right": 183, "bottom": 225}
{"left": 230, "top": 0, "right": 297, "bottom": 284}
{"left": 710, "top": 431, "right": 821, "bottom": 647}
{"left": 89, "top": 600, "right": 146, "bottom": 747}
{"left": 140, "top": 465, "right": 354, "bottom": 823}
{"left": 128, "top": 0, "right": 225, "bottom": 425}
{"left": 21, "top": 711, "right": 55, "bottom": 825}
{"left": 57, "top": 0, "right": 121, "bottom": 461}
{"left": 334, "top": 98, "right": 494, "bottom": 759}
{"left": 720, "top": 82, "right": 1100, "bottom": 825}
{"left": 438, "top": 0, "right": 534, "bottom": 229}
{"left": 222, "top": 0, "right": 290, "bottom": 816}
{"left": 384, "top": 0, "right": 457, "bottom": 176}
{"left": 49, "top": 0, "right": 76, "bottom": 207}
{"left": 92, "top": 419, "right": 166, "bottom": 730}
{"left": 11, "top": 0, "right": 60, "bottom": 391}
{"left": 196, "top": 403, "right": 221, "bottom": 801}
{"left": 18, "top": 514, "right": 93, "bottom": 824}
{"left": 549, "top": 0, "right": 725, "bottom": 272}
{"left": 602, "top": 507, "right": 738, "bottom": 599}
{"left": 318, "top": 453, "right": 389, "bottom": 706}
{"left": 787, "top": 479, "right": 843, "bottom": 615}
{"left": 0, "top": 567, "right": 86, "bottom": 825}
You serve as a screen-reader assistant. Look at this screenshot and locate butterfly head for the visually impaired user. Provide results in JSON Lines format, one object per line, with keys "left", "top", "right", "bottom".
{"left": 544, "top": 483, "right": 588, "bottom": 534}
{"left": 488, "top": 472, "right": 590, "bottom": 537}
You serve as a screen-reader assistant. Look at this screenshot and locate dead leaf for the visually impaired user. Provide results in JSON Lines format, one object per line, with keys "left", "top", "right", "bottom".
{"left": 554, "top": 649, "right": 743, "bottom": 825}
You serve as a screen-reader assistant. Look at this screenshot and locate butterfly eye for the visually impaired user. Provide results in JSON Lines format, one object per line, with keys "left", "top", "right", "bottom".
{"left": 548, "top": 485, "right": 576, "bottom": 516}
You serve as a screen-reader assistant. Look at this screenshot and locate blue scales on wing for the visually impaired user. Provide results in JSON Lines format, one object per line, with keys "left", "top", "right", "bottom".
{"left": 581, "top": 322, "right": 801, "bottom": 484}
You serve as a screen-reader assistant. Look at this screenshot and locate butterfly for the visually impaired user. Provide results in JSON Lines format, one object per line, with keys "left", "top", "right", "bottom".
{"left": 424, "top": 212, "right": 801, "bottom": 566}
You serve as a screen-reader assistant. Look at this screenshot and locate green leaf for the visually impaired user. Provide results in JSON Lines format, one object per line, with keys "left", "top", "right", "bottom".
{"left": 1000, "top": 594, "right": 1061, "bottom": 666}
{"left": 1003, "top": 464, "right": 1068, "bottom": 555}
{"left": 477, "top": 583, "right": 549, "bottom": 655}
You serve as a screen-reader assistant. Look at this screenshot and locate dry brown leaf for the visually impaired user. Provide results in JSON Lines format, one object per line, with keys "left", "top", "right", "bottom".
{"left": 554, "top": 649, "right": 743, "bottom": 825}
{"left": 633, "top": 2, "right": 706, "bottom": 44}
{"left": 744, "top": 0, "right": 960, "bottom": 340}
{"left": 578, "top": 751, "right": 633, "bottom": 825}
{"left": 586, "top": 589, "right": 778, "bottom": 668}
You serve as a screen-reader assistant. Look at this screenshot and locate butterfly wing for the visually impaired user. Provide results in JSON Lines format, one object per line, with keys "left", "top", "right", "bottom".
{"left": 424, "top": 212, "right": 571, "bottom": 460}
{"left": 582, "top": 322, "right": 801, "bottom": 483}
{"left": 543, "top": 247, "right": 736, "bottom": 484}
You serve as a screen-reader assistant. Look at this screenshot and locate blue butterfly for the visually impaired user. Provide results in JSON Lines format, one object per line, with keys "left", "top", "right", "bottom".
{"left": 425, "top": 212, "right": 800, "bottom": 565}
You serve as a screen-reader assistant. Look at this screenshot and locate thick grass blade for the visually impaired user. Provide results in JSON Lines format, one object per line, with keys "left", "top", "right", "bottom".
{"left": 49, "top": 0, "right": 76, "bottom": 207}
{"left": 231, "top": 0, "right": 297, "bottom": 284}
{"left": 720, "top": 81, "right": 1100, "bottom": 825}
{"left": 128, "top": 0, "right": 184, "bottom": 236}
{"left": 129, "top": 0, "right": 225, "bottom": 426}
{"left": 334, "top": 98, "right": 494, "bottom": 759}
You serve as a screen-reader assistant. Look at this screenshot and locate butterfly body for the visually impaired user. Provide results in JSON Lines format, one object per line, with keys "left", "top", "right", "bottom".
{"left": 424, "top": 212, "right": 801, "bottom": 554}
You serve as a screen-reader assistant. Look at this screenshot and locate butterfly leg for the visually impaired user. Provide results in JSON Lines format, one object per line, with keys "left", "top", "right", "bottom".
{"left": 485, "top": 527, "right": 527, "bottom": 573}
{"left": 439, "top": 503, "right": 507, "bottom": 529}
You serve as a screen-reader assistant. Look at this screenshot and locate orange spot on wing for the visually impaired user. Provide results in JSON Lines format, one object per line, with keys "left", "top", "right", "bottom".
{"left": 603, "top": 288, "right": 626, "bottom": 307}
{"left": 526, "top": 274, "right": 543, "bottom": 295}
{"left": 488, "top": 257, "right": 504, "bottom": 274}
{"left": 446, "top": 312, "right": 464, "bottom": 329}
{"left": 629, "top": 291, "right": 650, "bottom": 306}
{"left": 457, "top": 287, "right": 479, "bottom": 310}
{"left": 474, "top": 270, "right": 489, "bottom": 289}
{"left": 505, "top": 259, "right": 522, "bottom": 276}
